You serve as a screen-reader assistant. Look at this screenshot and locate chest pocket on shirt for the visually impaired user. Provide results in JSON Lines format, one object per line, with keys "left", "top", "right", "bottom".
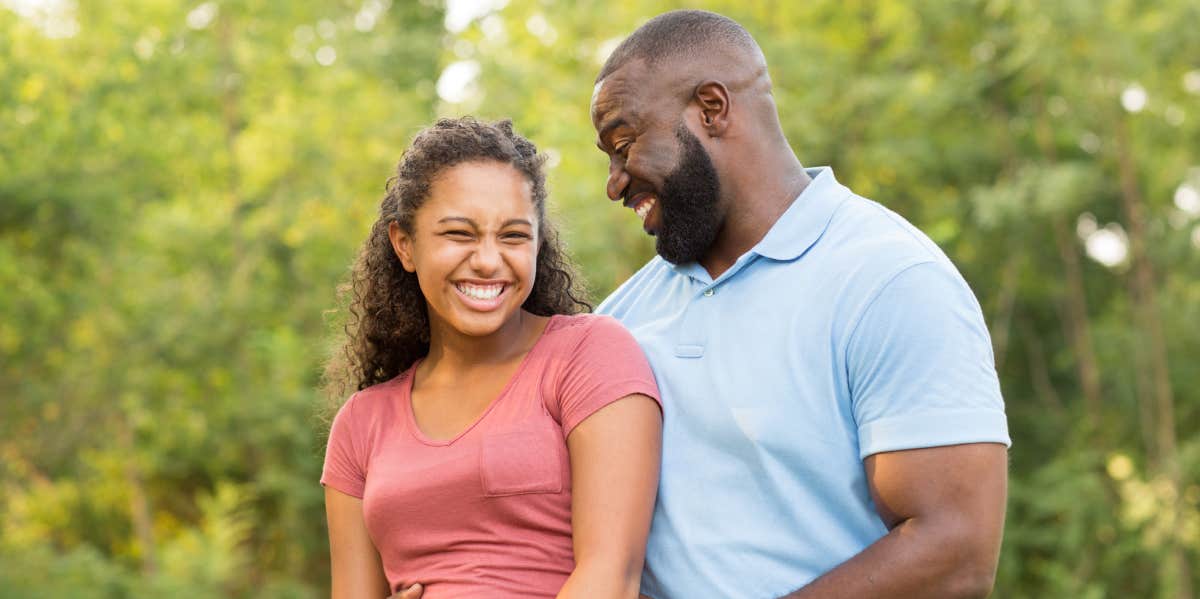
{"left": 479, "top": 427, "right": 565, "bottom": 497}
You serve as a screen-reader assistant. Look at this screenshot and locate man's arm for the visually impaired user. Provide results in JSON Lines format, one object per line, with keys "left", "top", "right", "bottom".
{"left": 781, "top": 442, "right": 1008, "bottom": 599}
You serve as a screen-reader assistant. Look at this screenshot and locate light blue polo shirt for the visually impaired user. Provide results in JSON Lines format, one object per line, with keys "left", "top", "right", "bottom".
{"left": 597, "top": 167, "right": 1010, "bottom": 599}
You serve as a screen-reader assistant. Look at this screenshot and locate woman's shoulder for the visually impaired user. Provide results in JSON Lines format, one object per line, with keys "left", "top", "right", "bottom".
{"left": 544, "top": 313, "right": 633, "bottom": 347}
{"left": 337, "top": 368, "right": 413, "bottom": 421}
{"left": 545, "top": 312, "right": 626, "bottom": 333}
{"left": 533, "top": 314, "right": 659, "bottom": 427}
{"left": 534, "top": 313, "right": 643, "bottom": 367}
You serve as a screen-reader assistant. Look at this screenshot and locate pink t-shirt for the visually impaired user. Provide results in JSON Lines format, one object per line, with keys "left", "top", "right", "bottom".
{"left": 321, "top": 314, "right": 660, "bottom": 598}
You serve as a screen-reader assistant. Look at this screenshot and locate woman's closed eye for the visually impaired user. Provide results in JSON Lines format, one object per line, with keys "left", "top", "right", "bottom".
{"left": 441, "top": 229, "right": 475, "bottom": 240}
{"left": 501, "top": 231, "right": 533, "bottom": 243}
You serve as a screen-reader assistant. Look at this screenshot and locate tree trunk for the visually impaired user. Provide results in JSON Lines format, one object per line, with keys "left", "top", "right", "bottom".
{"left": 1032, "top": 96, "right": 1103, "bottom": 428}
{"left": 1049, "top": 215, "right": 1102, "bottom": 427}
{"left": 988, "top": 246, "right": 1021, "bottom": 373}
{"left": 1114, "top": 116, "right": 1191, "bottom": 599}
{"left": 1018, "top": 317, "right": 1064, "bottom": 416}
{"left": 120, "top": 421, "right": 156, "bottom": 575}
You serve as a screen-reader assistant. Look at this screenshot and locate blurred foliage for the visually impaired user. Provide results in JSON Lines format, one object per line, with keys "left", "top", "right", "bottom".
{"left": 2, "top": 0, "right": 1198, "bottom": 597}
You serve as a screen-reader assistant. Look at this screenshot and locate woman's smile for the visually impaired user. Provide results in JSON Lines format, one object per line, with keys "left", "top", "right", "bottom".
{"left": 453, "top": 279, "right": 510, "bottom": 311}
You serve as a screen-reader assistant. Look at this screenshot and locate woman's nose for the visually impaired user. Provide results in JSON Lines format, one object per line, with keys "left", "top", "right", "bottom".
{"left": 469, "top": 238, "right": 502, "bottom": 275}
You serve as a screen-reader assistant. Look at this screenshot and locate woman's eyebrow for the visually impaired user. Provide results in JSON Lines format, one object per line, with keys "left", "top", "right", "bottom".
{"left": 436, "top": 216, "right": 477, "bottom": 227}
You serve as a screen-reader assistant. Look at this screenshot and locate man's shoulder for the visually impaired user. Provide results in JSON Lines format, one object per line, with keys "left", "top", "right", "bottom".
{"left": 815, "top": 192, "right": 988, "bottom": 333}
{"left": 595, "top": 255, "right": 675, "bottom": 318}
{"left": 825, "top": 194, "right": 948, "bottom": 264}
{"left": 812, "top": 192, "right": 962, "bottom": 288}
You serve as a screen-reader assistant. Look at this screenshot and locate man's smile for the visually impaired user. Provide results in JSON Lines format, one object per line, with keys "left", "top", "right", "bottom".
{"left": 629, "top": 192, "right": 660, "bottom": 233}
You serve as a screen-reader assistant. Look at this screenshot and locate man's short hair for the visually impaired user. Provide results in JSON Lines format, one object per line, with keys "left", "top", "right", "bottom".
{"left": 596, "top": 10, "right": 760, "bottom": 82}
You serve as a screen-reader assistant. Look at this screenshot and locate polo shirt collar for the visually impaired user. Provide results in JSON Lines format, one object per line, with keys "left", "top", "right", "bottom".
{"left": 751, "top": 166, "right": 851, "bottom": 262}
{"left": 668, "top": 166, "right": 851, "bottom": 279}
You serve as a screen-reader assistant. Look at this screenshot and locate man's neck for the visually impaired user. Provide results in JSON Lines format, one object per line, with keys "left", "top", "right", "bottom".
{"left": 699, "top": 164, "right": 811, "bottom": 279}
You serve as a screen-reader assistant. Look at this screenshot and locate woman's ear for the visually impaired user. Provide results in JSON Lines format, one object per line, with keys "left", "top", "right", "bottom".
{"left": 388, "top": 221, "right": 416, "bottom": 272}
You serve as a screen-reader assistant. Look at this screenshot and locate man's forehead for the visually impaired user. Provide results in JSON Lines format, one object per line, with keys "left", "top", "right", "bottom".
{"left": 589, "top": 78, "right": 625, "bottom": 127}
{"left": 590, "top": 62, "right": 652, "bottom": 124}
{"left": 590, "top": 80, "right": 606, "bottom": 112}
{"left": 596, "top": 59, "right": 651, "bottom": 93}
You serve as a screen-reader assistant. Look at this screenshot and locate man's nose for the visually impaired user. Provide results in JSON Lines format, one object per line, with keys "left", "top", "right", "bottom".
{"left": 607, "top": 157, "right": 630, "bottom": 202}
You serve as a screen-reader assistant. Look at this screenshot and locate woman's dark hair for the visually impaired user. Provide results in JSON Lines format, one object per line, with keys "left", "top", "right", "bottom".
{"left": 325, "top": 117, "right": 590, "bottom": 398}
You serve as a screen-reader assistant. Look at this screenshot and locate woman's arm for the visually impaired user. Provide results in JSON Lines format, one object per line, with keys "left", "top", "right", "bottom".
{"left": 326, "top": 487, "right": 391, "bottom": 599}
{"left": 557, "top": 394, "right": 662, "bottom": 599}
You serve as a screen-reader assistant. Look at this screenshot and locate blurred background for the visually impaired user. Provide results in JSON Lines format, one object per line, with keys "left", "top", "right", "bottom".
{"left": 2, "top": 0, "right": 1198, "bottom": 597}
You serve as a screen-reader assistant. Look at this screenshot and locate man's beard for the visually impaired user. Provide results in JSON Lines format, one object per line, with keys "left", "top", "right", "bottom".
{"left": 655, "top": 124, "right": 722, "bottom": 265}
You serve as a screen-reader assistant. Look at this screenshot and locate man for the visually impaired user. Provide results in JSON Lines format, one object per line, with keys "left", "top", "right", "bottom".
{"left": 591, "top": 10, "right": 1010, "bottom": 599}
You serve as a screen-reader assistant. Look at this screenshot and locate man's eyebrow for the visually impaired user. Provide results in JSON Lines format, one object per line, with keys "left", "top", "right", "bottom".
{"left": 595, "top": 117, "right": 629, "bottom": 148}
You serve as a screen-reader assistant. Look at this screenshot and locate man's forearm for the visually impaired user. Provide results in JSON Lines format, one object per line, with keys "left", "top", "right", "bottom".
{"left": 779, "top": 516, "right": 999, "bottom": 599}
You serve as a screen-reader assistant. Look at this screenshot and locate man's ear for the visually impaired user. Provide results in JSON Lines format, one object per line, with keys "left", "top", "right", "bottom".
{"left": 388, "top": 221, "right": 416, "bottom": 272}
{"left": 693, "top": 80, "right": 731, "bottom": 136}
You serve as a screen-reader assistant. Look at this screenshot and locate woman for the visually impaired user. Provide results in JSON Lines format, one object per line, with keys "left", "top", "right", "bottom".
{"left": 322, "top": 117, "right": 662, "bottom": 599}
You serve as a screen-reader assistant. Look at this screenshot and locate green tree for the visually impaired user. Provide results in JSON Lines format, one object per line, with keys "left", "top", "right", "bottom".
{"left": 2, "top": 0, "right": 443, "bottom": 595}
{"left": 2, "top": 0, "right": 1198, "bottom": 596}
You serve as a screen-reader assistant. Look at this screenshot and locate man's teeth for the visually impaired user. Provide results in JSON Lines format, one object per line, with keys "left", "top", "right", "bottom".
{"left": 635, "top": 197, "right": 656, "bottom": 221}
{"left": 457, "top": 283, "right": 503, "bottom": 300}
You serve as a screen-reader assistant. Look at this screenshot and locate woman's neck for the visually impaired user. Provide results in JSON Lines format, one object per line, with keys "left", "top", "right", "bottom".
{"left": 422, "top": 310, "right": 545, "bottom": 377}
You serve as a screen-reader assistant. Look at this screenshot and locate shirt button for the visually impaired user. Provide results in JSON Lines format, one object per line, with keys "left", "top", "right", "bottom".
{"left": 703, "top": 289, "right": 715, "bottom": 297}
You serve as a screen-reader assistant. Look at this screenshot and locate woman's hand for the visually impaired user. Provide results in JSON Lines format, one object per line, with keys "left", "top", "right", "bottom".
{"left": 390, "top": 583, "right": 424, "bottom": 599}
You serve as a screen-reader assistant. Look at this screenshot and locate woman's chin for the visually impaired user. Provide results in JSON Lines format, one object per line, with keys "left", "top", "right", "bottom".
{"left": 444, "top": 306, "right": 527, "bottom": 339}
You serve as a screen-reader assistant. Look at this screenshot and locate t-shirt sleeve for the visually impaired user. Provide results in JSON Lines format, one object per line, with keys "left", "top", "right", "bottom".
{"left": 321, "top": 394, "right": 369, "bottom": 498}
{"left": 555, "top": 315, "right": 661, "bottom": 435}
{"left": 846, "top": 261, "right": 1011, "bottom": 459}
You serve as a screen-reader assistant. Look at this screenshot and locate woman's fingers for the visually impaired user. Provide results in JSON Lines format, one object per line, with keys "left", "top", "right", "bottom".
{"left": 392, "top": 583, "right": 423, "bottom": 599}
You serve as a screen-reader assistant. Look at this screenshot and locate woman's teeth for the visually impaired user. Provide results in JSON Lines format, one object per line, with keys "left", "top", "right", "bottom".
{"left": 457, "top": 283, "right": 504, "bottom": 300}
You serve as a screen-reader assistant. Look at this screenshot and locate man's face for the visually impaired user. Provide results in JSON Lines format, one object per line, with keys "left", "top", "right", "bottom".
{"left": 591, "top": 66, "right": 723, "bottom": 264}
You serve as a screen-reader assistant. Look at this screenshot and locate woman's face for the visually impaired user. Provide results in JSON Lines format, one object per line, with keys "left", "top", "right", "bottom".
{"left": 390, "top": 161, "right": 539, "bottom": 340}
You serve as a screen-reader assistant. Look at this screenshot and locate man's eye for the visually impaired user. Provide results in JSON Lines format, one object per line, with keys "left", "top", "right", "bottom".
{"left": 615, "top": 143, "right": 630, "bottom": 156}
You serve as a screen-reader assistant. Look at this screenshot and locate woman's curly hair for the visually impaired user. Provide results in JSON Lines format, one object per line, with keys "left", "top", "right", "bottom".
{"left": 325, "top": 117, "right": 591, "bottom": 398}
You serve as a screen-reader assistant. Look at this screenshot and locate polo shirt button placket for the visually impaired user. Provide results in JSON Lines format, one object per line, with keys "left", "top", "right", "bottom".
{"left": 672, "top": 284, "right": 714, "bottom": 359}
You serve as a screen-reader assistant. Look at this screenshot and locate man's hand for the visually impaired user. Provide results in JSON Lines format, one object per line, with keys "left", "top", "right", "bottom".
{"left": 390, "top": 583, "right": 423, "bottom": 599}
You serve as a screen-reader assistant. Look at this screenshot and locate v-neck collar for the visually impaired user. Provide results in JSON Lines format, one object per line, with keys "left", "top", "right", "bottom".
{"left": 401, "top": 314, "right": 559, "bottom": 446}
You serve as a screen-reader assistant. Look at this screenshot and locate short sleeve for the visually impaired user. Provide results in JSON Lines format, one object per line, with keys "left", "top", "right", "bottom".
{"left": 321, "top": 394, "right": 368, "bottom": 498}
{"left": 555, "top": 316, "right": 661, "bottom": 435}
{"left": 846, "top": 261, "right": 1011, "bottom": 459}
